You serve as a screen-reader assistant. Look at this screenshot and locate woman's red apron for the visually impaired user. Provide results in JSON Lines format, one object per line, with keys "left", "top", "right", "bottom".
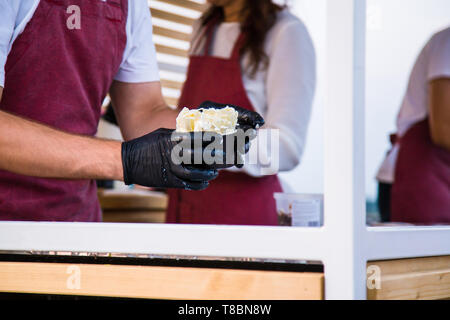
{"left": 391, "top": 119, "right": 450, "bottom": 223}
{"left": 0, "top": 0, "right": 128, "bottom": 221}
{"left": 166, "top": 21, "right": 282, "bottom": 226}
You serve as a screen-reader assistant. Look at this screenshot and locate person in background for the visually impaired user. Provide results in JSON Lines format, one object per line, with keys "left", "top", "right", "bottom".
{"left": 166, "top": 0, "right": 316, "bottom": 225}
{"left": 376, "top": 27, "right": 450, "bottom": 224}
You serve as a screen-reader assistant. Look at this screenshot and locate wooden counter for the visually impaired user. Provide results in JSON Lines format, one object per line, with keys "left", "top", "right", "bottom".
{"left": 0, "top": 255, "right": 324, "bottom": 300}
{"left": 0, "top": 254, "right": 449, "bottom": 299}
{"left": 98, "top": 188, "right": 168, "bottom": 223}
{"left": 367, "top": 256, "right": 450, "bottom": 300}
{"left": 0, "top": 262, "right": 323, "bottom": 300}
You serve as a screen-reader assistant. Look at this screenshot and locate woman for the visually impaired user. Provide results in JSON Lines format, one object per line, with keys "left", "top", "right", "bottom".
{"left": 166, "top": 0, "right": 316, "bottom": 225}
{"left": 376, "top": 27, "right": 450, "bottom": 224}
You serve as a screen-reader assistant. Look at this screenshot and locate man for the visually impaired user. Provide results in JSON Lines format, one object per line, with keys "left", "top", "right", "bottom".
{"left": 0, "top": 0, "right": 262, "bottom": 221}
{"left": 377, "top": 27, "right": 450, "bottom": 224}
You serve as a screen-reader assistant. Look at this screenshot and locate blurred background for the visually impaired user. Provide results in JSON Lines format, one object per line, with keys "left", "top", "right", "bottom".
{"left": 279, "top": 0, "right": 450, "bottom": 222}
{"left": 99, "top": 0, "right": 449, "bottom": 224}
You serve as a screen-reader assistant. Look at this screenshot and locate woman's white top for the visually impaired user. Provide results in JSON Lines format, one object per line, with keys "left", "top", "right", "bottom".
{"left": 376, "top": 27, "right": 450, "bottom": 183}
{"left": 0, "top": 0, "right": 159, "bottom": 88}
{"left": 190, "top": 9, "right": 316, "bottom": 177}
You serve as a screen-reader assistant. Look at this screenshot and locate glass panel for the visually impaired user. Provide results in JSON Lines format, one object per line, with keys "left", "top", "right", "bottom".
{"left": 365, "top": 0, "right": 450, "bottom": 225}
{"left": 95, "top": 0, "right": 326, "bottom": 227}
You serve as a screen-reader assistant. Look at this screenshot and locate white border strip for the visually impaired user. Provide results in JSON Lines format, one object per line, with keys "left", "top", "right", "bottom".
{"left": 0, "top": 222, "right": 326, "bottom": 261}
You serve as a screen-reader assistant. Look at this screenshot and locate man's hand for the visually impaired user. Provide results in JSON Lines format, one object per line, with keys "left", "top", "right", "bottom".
{"left": 121, "top": 128, "right": 218, "bottom": 190}
{"left": 198, "top": 101, "right": 265, "bottom": 131}
{"left": 109, "top": 82, "right": 264, "bottom": 170}
{"left": 196, "top": 101, "right": 263, "bottom": 168}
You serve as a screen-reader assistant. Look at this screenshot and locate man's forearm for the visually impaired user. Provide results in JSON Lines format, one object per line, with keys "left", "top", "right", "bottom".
{"left": 109, "top": 80, "right": 179, "bottom": 141}
{"left": 126, "top": 102, "right": 178, "bottom": 140}
{"left": 0, "top": 110, "right": 123, "bottom": 180}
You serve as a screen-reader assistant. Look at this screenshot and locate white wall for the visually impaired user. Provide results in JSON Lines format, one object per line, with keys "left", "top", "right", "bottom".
{"left": 365, "top": 0, "right": 450, "bottom": 200}
{"left": 279, "top": 0, "right": 327, "bottom": 194}
{"left": 281, "top": 0, "right": 450, "bottom": 202}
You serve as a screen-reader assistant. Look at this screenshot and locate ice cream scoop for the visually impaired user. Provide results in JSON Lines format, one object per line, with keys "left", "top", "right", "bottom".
{"left": 176, "top": 106, "right": 238, "bottom": 135}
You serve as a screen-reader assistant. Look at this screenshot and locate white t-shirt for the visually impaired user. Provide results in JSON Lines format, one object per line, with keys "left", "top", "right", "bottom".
{"left": 0, "top": 0, "right": 159, "bottom": 88}
{"left": 190, "top": 9, "right": 316, "bottom": 177}
{"left": 377, "top": 27, "right": 450, "bottom": 183}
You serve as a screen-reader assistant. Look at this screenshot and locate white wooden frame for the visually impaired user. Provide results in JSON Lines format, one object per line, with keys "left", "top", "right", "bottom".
{"left": 0, "top": 0, "right": 449, "bottom": 300}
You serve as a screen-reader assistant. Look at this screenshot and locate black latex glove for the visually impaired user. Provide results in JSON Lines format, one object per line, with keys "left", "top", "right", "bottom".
{"left": 198, "top": 100, "right": 265, "bottom": 131}
{"left": 196, "top": 101, "right": 264, "bottom": 168}
{"left": 122, "top": 129, "right": 219, "bottom": 190}
{"left": 200, "top": 130, "right": 253, "bottom": 169}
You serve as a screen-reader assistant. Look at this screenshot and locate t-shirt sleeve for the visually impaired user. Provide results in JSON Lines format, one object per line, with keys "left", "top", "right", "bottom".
{"left": 114, "top": 0, "right": 160, "bottom": 83}
{"left": 0, "top": 1, "right": 17, "bottom": 88}
{"left": 427, "top": 29, "right": 450, "bottom": 81}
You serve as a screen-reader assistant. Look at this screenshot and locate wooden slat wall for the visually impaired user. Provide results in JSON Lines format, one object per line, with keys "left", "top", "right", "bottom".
{"left": 151, "top": 8, "right": 196, "bottom": 26}
{"left": 161, "top": 79, "right": 183, "bottom": 90}
{"left": 150, "top": 0, "right": 207, "bottom": 107}
{"left": 153, "top": 26, "right": 190, "bottom": 42}
{"left": 155, "top": 44, "right": 188, "bottom": 58}
{"left": 158, "top": 0, "right": 207, "bottom": 11}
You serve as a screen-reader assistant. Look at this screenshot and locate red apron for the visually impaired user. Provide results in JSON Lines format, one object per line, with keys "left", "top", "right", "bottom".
{"left": 391, "top": 119, "right": 450, "bottom": 223}
{"left": 0, "top": 0, "right": 128, "bottom": 221}
{"left": 166, "top": 21, "right": 282, "bottom": 226}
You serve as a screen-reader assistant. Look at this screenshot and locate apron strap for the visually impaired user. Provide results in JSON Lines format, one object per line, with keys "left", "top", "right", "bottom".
{"left": 230, "top": 32, "right": 246, "bottom": 60}
{"left": 190, "top": 17, "right": 216, "bottom": 56}
{"left": 202, "top": 18, "right": 220, "bottom": 56}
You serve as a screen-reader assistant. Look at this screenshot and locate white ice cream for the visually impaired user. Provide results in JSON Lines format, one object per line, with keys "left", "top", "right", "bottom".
{"left": 176, "top": 107, "right": 238, "bottom": 135}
